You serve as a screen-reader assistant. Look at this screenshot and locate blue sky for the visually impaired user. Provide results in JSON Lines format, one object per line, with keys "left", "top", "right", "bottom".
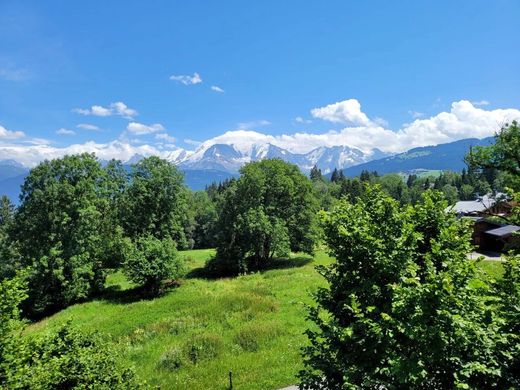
{"left": 1, "top": 0, "right": 519, "bottom": 164}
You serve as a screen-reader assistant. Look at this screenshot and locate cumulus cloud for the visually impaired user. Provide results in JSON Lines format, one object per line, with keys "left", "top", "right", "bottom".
{"left": 77, "top": 123, "right": 100, "bottom": 131}
{"left": 0, "top": 124, "right": 25, "bottom": 139}
{"left": 3, "top": 99, "right": 519, "bottom": 168}
{"left": 56, "top": 128, "right": 75, "bottom": 136}
{"left": 311, "top": 99, "right": 372, "bottom": 126}
{"left": 72, "top": 101, "right": 137, "bottom": 119}
{"left": 155, "top": 133, "right": 176, "bottom": 143}
{"left": 211, "top": 85, "right": 225, "bottom": 93}
{"left": 127, "top": 122, "right": 165, "bottom": 135}
{"left": 169, "top": 72, "right": 202, "bottom": 85}
{"left": 195, "top": 100, "right": 520, "bottom": 154}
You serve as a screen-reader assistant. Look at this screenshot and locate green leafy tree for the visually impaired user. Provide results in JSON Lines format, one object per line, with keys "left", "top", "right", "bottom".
{"left": 121, "top": 157, "right": 188, "bottom": 248}
{"left": 123, "top": 235, "right": 185, "bottom": 296}
{"left": 190, "top": 191, "right": 219, "bottom": 248}
{"left": 212, "top": 159, "right": 319, "bottom": 275}
{"left": 300, "top": 187, "right": 513, "bottom": 389}
{"left": 12, "top": 154, "right": 110, "bottom": 316}
{"left": 466, "top": 121, "right": 520, "bottom": 191}
{"left": 0, "top": 196, "right": 18, "bottom": 280}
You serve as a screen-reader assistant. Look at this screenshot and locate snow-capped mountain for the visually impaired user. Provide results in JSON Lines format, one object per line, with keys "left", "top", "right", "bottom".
{"left": 170, "top": 141, "right": 387, "bottom": 174}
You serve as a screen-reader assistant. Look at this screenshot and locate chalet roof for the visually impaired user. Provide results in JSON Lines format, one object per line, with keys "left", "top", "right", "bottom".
{"left": 449, "top": 193, "right": 508, "bottom": 214}
{"left": 485, "top": 225, "right": 520, "bottom": 238}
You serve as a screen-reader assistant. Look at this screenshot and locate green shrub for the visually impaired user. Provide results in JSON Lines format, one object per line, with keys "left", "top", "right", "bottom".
{"left": 123, "top": 235, "right": 185, "bottom": 296}
{"left": 157, "top": 347, "right": 185, "bottom": 371}
{"left": 4, "top": 324, "right": 141, "bottom": 389}
{"left": 184, "top": 332, "right": 223, "bottom": 363}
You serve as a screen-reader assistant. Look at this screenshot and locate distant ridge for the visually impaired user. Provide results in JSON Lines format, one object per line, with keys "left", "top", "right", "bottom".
{"left": 340, "top": 137, "right": 494, "bottom": 177}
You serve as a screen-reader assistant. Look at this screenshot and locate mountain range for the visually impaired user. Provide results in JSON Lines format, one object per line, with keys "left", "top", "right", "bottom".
{"left": 0, "top": 136, "right": 492, "bottom": 203}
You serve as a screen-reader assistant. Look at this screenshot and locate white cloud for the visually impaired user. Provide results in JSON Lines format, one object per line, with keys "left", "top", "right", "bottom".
{"left": 0, "top": 140, "right": 184, "bottom": 167}
{"left": 77, "top": 123, "right": 100, "bottom": 131}
{"left": 169, "top": 72, "right": 202, "bottom": 85}
{"left": 56, "top": 128, "right": 75, "bottom": 136}
{"left": 408, "top": 110, "right": 424, "bottom": 119}
{"left": 0, "top": 124, "right": 25, "bottom": 139}
{"left": 110, "top": 102, "right": 138, "bottom": 119}
{"left": 237, "top": 120, "right": 271, "bottom": 129}
{"left": 72, "top": 101, "right": 137, "bottom": 119}
{"left": 155, "top": 133, "right": 176, "bottom": 143}
{"left": 295, "top": 116, "right": 312, "bottom": 124}
{"left": 3, "top": 99, "right": 519, "bottom": 168}
{"left": 127, "top": 122, "right": 165, "bottom": 135}
{"left": 311, "top": 99, "right": 372, "bottom": 126}
{"left": 211, "top": 85, "right": 225, "bottom": 93}
{"left": 194, "top": 100, "right": 520, "bottom": 154}
{"left": 472, "top": 100, "right": 490, "bottom": 106}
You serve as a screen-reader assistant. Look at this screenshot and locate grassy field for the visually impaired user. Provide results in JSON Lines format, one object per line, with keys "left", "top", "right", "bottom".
{"left": 27, "top": 249, "right": 329, "bottom": 390}
{"left": 26, "top": 249, "right": 505, "bottom": 390}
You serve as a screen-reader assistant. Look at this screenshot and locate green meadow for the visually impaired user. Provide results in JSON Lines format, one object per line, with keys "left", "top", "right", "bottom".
{"left": 26, "top": 249, "right": 504, "bottom": 390}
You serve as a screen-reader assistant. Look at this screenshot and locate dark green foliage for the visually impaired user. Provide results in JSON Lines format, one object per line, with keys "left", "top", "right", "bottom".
{"left": 121, "top": 156, "right": 189, "bottom": 248}
{"left": 12, "top": 154, "right": 110, "bottom": 316}
{"left": 300, "top": 186, "right": 516, "bottom": 389}
{"left": 212, "top": 159, "right": 319, "bottom": 275}
{"left": 190, "top": 191, "right": 218, "bottom": 248}
{"left": 0, "top": 196, "right": 18, "bottom": 280}
{"left": 309, "top": 165, "right": 323, "bottom": 182}
{"left": 123, "top": 235, "right": 185, "bottom": 296}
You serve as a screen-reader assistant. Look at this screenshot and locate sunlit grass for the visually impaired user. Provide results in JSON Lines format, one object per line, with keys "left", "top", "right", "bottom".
{"left": 26, "top": 249, "right": 503, "bottom": 389}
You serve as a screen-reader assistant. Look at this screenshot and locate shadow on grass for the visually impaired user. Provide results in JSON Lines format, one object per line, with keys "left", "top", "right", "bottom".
{"left": 99, "top": 281, "right": 181, "bottom": 304}
{"left": 186, "top": 255, "right": 313, "bottom": 280}
{"left": 98, "top": 285, "right": 147, "bottom": 304}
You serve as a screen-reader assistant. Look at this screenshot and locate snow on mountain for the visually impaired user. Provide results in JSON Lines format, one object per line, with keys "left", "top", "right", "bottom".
{"left": 177, "top": 141, "right": 384, "bottom": 173}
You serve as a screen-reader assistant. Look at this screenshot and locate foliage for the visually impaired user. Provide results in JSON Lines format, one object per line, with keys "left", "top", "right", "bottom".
{"left": 212, "top": 159, "right": 319, "bottom": 275}
{"left": 496, "top": 255, "right": 520, "bottom": 387}
{"left": 300, "top": 186, "right": 515, "bottom": 389}
{"left": 123, "top": 235, "right": 185, "bottom": 296}
{"left": 3, "top": 324, "right": 141, "bottom": 389}
{"left": 12, "top": 154, "right": 111, "bottom": 316}
{"left": 0, "top": 274, "right": 27, "bottom": 383}
{"left": 120, "top": 156, "right": 189, "bottom": 248}
{"left": 466, "top": 121, "right": 520, "bottom": 191}
{"left": 0, "top": 195, "right": 18, "bottom": 280}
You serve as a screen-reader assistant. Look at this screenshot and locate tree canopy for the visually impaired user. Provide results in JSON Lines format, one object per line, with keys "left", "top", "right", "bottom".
{"left": 211, "top": 159, "right": 319, "bottom": 275}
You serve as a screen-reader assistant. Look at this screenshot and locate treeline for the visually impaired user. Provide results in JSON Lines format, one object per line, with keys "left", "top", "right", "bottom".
{"left": 309, "top": 163, "right": 503, "bottom": 209}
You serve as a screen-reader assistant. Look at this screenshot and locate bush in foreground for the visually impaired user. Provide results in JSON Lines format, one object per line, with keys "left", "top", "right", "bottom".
{"left": 300, "top": 187, "right": 519, "bottom": 389}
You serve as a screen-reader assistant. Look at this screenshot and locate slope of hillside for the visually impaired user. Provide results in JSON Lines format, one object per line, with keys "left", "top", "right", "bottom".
{"left": 341, "top": 137, "right": 493, "bottom": 177}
